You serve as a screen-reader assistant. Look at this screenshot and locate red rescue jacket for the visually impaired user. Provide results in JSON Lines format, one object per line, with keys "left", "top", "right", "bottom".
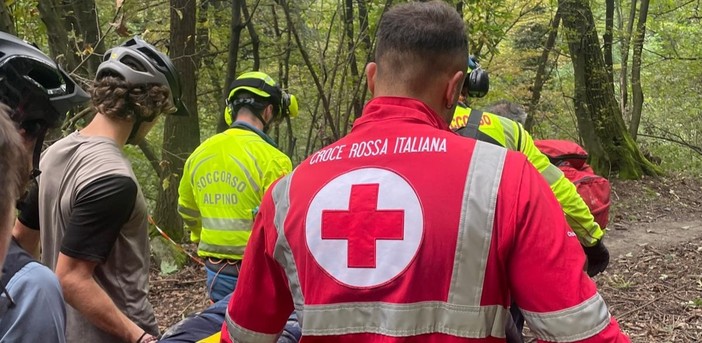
{"left": 221, "top": 97, "right": 629, "bottom": 343}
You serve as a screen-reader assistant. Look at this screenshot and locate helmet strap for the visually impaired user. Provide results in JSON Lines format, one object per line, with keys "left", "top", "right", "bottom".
{"left": 126, "top": 112, "right": 158, "bottom": 145}
{"left": 228, "top": 98, "right": 272, "bottom": 132}
{"left": 29, "top": 127, "right": 47, "bottom": 179}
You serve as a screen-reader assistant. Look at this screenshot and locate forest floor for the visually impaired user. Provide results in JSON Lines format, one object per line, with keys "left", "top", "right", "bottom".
{"left": 149, "top": 174, "right": 702, "bottom": 342}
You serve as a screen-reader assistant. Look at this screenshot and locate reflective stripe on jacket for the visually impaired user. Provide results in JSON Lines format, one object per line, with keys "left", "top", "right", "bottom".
{"left": 451, "top": 104, "right": 605, "bottom": 246}
{"left": 221, "top": 97, "right": 629, "bottom": 342}
{"left": 178, "top": 125, "right": 292, "bottom": 260}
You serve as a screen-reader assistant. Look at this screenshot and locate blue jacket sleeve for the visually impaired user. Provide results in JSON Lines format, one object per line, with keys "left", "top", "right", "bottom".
{"left": 0, "top": 262, "right": 66, "bottom": 343}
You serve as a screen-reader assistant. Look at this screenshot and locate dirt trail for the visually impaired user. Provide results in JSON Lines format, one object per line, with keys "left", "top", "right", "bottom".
{"left": 591, "top": 176, "right": 702, "bottom": 342}
{"left": 607, "top": 220, "right": 702, "bottom": 258}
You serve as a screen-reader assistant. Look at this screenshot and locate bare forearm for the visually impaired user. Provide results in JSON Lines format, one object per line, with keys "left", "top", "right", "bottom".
{"left": 61, "top": 276, "right": 145, "bottom": 342}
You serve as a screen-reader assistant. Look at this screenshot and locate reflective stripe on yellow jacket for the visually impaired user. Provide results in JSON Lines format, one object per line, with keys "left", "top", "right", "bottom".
{"left": 451, "top": 104, "right": 604, "bottom": 246}
{"left": 178, "top": 127, "right": 293, "bottom": 259}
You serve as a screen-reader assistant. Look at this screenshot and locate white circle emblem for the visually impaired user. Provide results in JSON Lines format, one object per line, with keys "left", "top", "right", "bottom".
{"left": 305, "top": 167, "right": 423, "bottom": 288}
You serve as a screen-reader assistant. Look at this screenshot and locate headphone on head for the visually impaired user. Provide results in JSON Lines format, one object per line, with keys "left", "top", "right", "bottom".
{"left": 224, "top": 72, "right": 298, "bottom": 128}
{"left": 465, "top": 55, "right": 489, "bottom": 98}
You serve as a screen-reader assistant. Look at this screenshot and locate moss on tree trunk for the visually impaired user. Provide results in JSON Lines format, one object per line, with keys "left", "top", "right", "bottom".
{"left": 559, "top": 0, "right": 660, "bottom": 179}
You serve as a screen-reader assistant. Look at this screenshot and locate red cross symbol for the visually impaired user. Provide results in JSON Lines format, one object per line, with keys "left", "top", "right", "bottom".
{"left": 321, "top": 183, "right": 405, "bottom": 268}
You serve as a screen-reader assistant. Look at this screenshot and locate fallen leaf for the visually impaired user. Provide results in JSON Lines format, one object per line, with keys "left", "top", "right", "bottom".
{"left": 111, "top": 14, "right": 131, "bottom": 37}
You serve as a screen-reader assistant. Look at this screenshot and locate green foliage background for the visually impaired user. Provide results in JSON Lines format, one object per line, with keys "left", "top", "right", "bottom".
{"left": 6, "top": 0, "right": 702, "bottom": 214}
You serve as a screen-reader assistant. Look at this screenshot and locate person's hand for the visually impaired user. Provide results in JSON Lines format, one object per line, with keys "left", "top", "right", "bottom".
{"left": 136, "top": 331, "right": 158, "bottom": 343}
{"left": 583, "top": 240, "right": 610, "bottom": 277}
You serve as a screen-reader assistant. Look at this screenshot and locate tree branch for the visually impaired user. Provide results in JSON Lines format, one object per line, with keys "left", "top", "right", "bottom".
{"left": 637, "top": 133, "right": 702, "bottom": 157}
{"left": 70, "top": 2, "right": 124, "bottom": 76}
{"left": 278, "top": 0, "right": 339, "bottom": 140}
{"left": 138, "top": 141, "right": 164, "bottom": 178}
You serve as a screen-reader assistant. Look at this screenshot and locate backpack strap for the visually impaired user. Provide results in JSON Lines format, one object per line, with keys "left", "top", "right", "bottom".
{"left": 462, "top": 108, "right": 483, "bottom": 139}
{"left": 456, "top": 109, "right": 503, "bottom": 147}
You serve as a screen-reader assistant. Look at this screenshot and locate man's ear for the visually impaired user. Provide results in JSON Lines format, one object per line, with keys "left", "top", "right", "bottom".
{"left": 263, "top": 104, "right": 275, "bottom": 123}
{"left": 365, "top": 62, "right": 377, "bottom": 95}
{"left": 445, "top": 71, "right": 465, "bottom": 108}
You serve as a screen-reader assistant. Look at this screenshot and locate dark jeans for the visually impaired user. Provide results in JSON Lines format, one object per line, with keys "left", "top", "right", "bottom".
{"left": 205, "top": 259, "right": 241, "bottom": 303}
{"left": 159, "top": 293, "right": 301, "bottom": 343}
{"left": 205, "top": 267, "right": 238, "bottom": 303}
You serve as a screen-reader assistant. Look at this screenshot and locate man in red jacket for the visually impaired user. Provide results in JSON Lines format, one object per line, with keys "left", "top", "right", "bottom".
{"left": 221, "top": 1, "right": 630, "bottom": 342}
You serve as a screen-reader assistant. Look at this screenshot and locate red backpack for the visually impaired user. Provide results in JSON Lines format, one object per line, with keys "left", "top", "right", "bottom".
{"left": 533, "top": 140, "right": 611, "bottom": 229}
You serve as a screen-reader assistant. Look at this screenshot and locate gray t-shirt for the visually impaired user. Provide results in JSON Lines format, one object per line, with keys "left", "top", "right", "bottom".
{"left": 38, "top": 132, "right": 158, "bottom": 342}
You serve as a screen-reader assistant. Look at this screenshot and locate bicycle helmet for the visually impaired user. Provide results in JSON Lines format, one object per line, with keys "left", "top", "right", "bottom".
{"left": 0, "top": 31, "right": 89, "bottom": 132}
{"left": 97, "top": 36, "right": 189, "bottom": 117}
{"left": 224, "top": 71, "right": 298, "bottom": 128}
{"left": 0, "top": 32, "right": 90, "bottom": 178}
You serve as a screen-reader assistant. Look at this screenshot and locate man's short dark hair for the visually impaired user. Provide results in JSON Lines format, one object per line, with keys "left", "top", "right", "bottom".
{"left": 484, "top": 100, "right": 528, "bottom": 125}
{"left": 375, "top": 1, "right": 468, "bottom": 86}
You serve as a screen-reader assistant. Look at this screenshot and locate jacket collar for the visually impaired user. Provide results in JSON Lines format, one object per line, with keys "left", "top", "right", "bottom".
{"left": 352, "top": 97, "right": 451, "bottom": 132}
{"left": 229, "top": 121, "right": 278, "bottom": 148}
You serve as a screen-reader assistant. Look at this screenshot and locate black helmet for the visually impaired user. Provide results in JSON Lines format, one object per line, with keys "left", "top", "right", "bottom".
{"left": 0, "top": 31, "right": 90, "bottom": 133}
{"left": 97, "top": 36, "right": 188, "bottom": 116}
{"left": 0, "top": 32, "right": 90, "bottom": 179}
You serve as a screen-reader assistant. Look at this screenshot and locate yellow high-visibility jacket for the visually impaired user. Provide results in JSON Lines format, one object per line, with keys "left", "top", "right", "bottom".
{"left": 451, "top": 104, "right": 604, "bottom": 246}
{"left": 178, "top": 125, "right": 292, "bottom": 259}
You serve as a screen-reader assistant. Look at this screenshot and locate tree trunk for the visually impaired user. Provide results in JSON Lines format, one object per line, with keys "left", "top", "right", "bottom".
{"left": 603, "top": 0, "right": 614, "bottom": 85}
{"left": 357, "top": 0, "right": 372, "bottom": 55}
{"left": 199, "top": 0, "right": 227, "bottom": 128}
{"left": 70, "top": 0, "right": 105, "bottom": 76}
{"left": 0, "top": 1, "right": 15, "bottom": 34}
{"left": 218, "top": 0, "right": 244, "bottom": 133}
{"left": 154, "top": 0, "right": 201, "bottom": 241}
{"left": 620, "top": 0, "right": 638, "bottom": 118}
{"left": 241, "top": 1, "right": 260, "bottom": 71}
{"left": 37, "top": 0, "right": 80, "bottom": 71}
{"left": 279, "top": 0, "right": 338, "bottom": 141}
{"left": 526, "top": 8, "right": 561, "bottom": 132}
{"left": 196, "top": 0, "right": 223, "bottom": 110}
{"left": 344, "top": 0, "right": 361, "bottom": 130}
{"left": 558, "top": 0, "right": 659, "bottom": 179}
{"left": 358, "top": 0, "right": 393, "bottom": 116}
{"left": 339, "top": 0, "right": 371, "bottom": 129}
{"left": 629, "top": 0, "right": 649, "bottom": 140}
{"left": 269, "top": 4, "right": 295, "bottom": 158}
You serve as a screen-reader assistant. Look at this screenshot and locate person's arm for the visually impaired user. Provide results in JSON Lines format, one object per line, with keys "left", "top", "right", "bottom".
{"left": 261, "top": 155, "right": 293, "bottom": 196}
{"left": 13, "top": 179, "right": 40, "bottom": 258}
{"left": 56, "top": 176, "right": 157, "bottom": 343}
{"left": 55, "top": 254, "right": 153, "bottom": 342}
{"left": 504, "top": 159, "right": 628, "bottom": 342}
{"left": 178, "top": 157, "right": 202, "bottom": 243}
{"left": 221, "top": 179, "right": 294, "bottom": 343}
{"left": 518, "top": 125, "right": 606, "bottom": 247}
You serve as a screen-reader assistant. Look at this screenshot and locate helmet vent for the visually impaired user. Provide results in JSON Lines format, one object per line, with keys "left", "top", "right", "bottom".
{"left": 27, "top": 68, "right": 61, "bottom": 89}
{"left": 119, "top": 55, "right": 147, "bottom": 72}
{"left": 137, "top": 47, "right": 166, "bottom": 68}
